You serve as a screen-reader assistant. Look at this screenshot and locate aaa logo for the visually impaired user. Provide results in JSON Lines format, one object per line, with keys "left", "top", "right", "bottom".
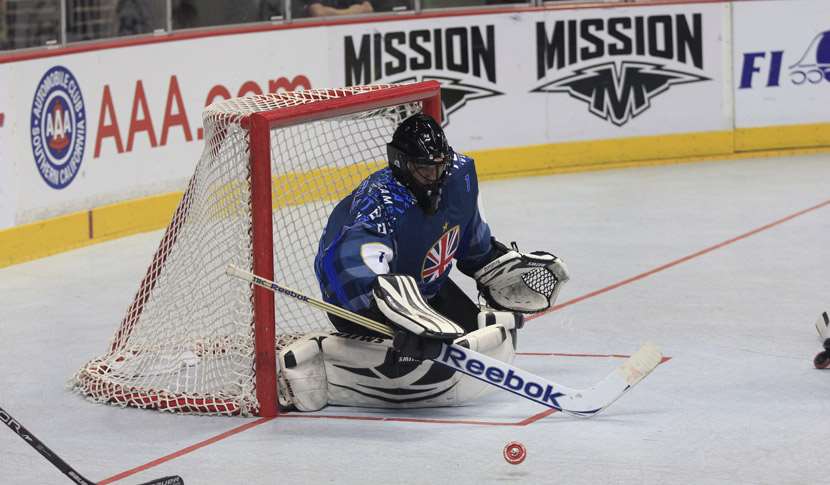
{"left": 30, "top": 66, "right": 87, "bottom": 189}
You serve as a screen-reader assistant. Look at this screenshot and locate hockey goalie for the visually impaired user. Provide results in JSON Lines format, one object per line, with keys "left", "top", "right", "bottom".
{"left": 278, "top": 113, "right": 570, "bottom": 411}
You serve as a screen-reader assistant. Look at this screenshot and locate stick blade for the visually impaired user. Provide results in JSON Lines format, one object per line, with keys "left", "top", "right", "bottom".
{"left": 558, "top": 342, "right": 663, "bottom": 418}
{"left": 617, "top": 342, "right": 663, "bottom": 387}
{"left": 137, "top": 476, "right": 184, "bottom": 485}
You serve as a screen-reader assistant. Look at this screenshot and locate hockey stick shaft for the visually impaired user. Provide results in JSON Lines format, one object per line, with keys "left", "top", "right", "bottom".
{"left": 0, "top": 405, "right": 93, "bottom": 484}
{"left": 228, "top": 266, "right": 393, "bottom": 337}
{"left": 228, "top": 265, "right": 662, "bottom": 417}
{"left": 0, "top": 405, "right": 183, "bottom": 485}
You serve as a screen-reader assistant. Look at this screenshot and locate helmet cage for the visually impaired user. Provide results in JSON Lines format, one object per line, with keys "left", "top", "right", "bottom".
{"left": 386, "top": 142, "right": 453, "bottom": 214}
{"left": 387, "top": 143, "right": 452, "bottom": 178}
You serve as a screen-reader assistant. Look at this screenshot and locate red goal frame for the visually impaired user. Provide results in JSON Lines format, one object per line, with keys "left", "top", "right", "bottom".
{"left": 77, "top": 82, "right": 443, "bottom": 418}
{"left": 246, "top": 81, "right": 443, "bottom": 417}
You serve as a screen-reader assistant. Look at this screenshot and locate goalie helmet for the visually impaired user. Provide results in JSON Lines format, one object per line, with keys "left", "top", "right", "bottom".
{"left": 387, "top": 113, "right": 453, "bottom": 214}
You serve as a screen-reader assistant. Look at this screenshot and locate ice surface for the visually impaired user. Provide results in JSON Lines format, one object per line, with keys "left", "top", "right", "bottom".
{"left": 1, "top": 153, "right": 829, "bottom": 484}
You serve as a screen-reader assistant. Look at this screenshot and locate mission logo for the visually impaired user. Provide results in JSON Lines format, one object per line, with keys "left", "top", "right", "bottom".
{"left": 533, "top": 14, "right": 709, "bottom": 127}
{"left": 30, "top": 65, "right": 86, "bottom": 189}
{"left": 343, "top": 26, "right": 502, "bottom": 126}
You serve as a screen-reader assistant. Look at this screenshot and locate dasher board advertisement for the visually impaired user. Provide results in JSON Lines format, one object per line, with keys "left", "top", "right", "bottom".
{"left": 2, "top": 30, "right": 325, "bottom": 226}
{"left": 330, "top": 3, "right": 729, "bottom": 149}
{"left": 1, "top": 2, "right": 729, "bottom": 229}
{"left": 733, "top": 0, "right": 830, "bottom": 128}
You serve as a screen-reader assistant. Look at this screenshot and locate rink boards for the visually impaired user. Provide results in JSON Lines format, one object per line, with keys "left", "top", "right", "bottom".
{"left": 0, "top": 0, "right": 829, "bottom": 265}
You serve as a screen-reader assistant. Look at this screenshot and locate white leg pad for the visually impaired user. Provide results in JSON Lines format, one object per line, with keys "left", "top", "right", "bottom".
{"left": 278, "top": 333, "right": 329, "bottom": 412}
{"left": 279, "top": 327, "right": 517, "bottom": 411}
{"left": 451, "top": 324, "right": 517, "bottom": 403}
{"left": 322, "top": 333, "right": 458, "bottom": 408}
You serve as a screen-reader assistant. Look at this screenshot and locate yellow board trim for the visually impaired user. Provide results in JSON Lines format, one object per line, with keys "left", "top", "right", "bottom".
{"left": 735, "top": 122, "right": 830, "bottom": 152}
{"left": 1, "top": 125, "right": 828, "bottom": 269}
{"left": 271, "top": 160, "right": 385, "bottom": 208}
{"left": 0, "top": 193, "right": 181, "bottom": 268}
{"left": 470, "top": 130, "right": 735, "bottom": 180}
{"left": 0, "top": 211, "right": 90, "bottom": 268}
{"left": 92, "top": 193, "right": 181, "bottom": 241}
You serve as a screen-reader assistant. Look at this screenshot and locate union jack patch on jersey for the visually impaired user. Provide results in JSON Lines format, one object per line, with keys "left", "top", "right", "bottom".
{"left": 421, "top": 225, "right": 460, "bottom": 283}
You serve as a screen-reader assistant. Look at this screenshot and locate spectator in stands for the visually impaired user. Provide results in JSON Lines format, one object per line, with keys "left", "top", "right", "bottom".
{"left": 304, "top": 0, "right": 374, "bottom": 17}
{"left": 0, "top": 0, "right": 7, "bottom": 50}
{"left": 172, "top": 0, "right": 282, "bottom": 30}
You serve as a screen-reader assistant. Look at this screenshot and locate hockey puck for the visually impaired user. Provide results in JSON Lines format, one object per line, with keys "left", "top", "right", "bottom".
{"left": 503, "top": 441, "right": 527, "bottom": 465}
{"left": 814, "top": 351, "right": 830, "bottom": 369}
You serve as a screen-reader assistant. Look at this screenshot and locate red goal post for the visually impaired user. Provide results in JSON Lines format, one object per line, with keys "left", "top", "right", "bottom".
{"left": 72, "top": 81, "right": 443, "bottom": 418}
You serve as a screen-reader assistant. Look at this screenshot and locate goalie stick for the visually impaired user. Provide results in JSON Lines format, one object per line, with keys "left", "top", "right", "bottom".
{"left": 0, "top": 404, "right": 183, "bottom": 485}
{"left": 227, "top": 265, "right": 662, "bottom": 418}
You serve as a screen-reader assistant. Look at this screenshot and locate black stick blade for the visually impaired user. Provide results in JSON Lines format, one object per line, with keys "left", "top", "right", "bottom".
{"left": 137, "top": 476, "right": 184, "bottom": 485}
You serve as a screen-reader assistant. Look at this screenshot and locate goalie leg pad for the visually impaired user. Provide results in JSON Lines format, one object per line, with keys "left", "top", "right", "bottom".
{"left": 451, "top": 323, "right": 517, "bottom": 403}
{"left": 278, "top": 333, "right": 329, "bottom": 412}
{"left": 281, "top": 325, "right": 517, "bottom": 411}
{"left": 322, "top": 333, "right": 463, "bottom": 408}
{"left": 279, "top": 332, "right": 393, "bottom": 411}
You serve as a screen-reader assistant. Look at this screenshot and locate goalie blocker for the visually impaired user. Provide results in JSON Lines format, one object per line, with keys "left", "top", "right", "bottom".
{"left": 473, "top": 240, "right": 570, "bottom": 313}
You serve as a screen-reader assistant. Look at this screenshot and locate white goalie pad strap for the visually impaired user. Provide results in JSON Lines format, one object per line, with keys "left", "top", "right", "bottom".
{"left": 477, "top": 310, "right": 524, "bottom": 331}
{"left": 373, "top": 274, "right": 465, "bottom": 338}
{"left": 473, "top": 249, "right": 569, "bottom": 313}
{"left": 454, "top": 324, "right": 513, "bottom": 354}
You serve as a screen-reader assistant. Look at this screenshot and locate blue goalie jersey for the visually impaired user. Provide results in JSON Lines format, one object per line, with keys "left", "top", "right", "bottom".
{"left": 314, "top": 153, "right": 493, "bottom": 314}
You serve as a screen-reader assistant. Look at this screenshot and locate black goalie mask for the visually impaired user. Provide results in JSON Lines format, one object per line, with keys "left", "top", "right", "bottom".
{"left": 387, "top": 114, "right": 453, "bottom": 215}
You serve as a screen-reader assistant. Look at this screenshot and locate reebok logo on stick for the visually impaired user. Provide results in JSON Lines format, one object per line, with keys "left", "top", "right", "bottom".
{"left": 438, "top": 345, "right": 565, "bottom": 409}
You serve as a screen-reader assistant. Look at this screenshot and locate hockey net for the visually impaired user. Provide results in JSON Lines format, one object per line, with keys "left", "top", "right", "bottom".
{"left": 70, "top": 82, "right": 442, "bottom": 417}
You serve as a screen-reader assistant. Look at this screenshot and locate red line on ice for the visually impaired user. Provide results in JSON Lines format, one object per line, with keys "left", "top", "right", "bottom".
{"left": 100, "top": 196, "right": 829, "bottom": 482}
{"left": 529, "top": 197, "right": 830, "bottom": 320}
{"left": 97, "top": 417, "right": 274, "bottom": 484}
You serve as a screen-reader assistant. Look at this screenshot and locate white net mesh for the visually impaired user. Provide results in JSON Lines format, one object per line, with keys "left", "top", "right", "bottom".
{"left": 71, "top": 85, "right": 423, "bottom": 416}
